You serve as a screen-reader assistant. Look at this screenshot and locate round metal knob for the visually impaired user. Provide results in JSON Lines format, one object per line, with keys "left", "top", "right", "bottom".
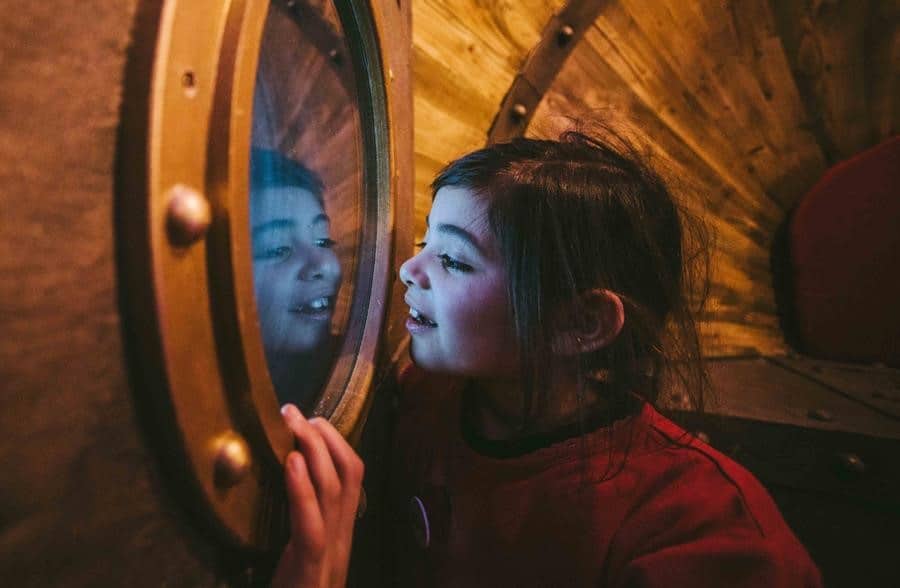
{"left": 557, "top": 24, "right": 575, "bottom": 46}
{"left": 166, "top": 184, "right": 211, "bottom": 245}
{"left": 213, "top": 432, "right": 252, "bottom": 488}
{"left": 511, "top": 103, "right": 528, "bottom": 120}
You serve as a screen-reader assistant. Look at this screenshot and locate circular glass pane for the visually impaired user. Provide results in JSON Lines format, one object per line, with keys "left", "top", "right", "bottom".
{"left": 250, "top": 0, "right": 363, "bottom": 410}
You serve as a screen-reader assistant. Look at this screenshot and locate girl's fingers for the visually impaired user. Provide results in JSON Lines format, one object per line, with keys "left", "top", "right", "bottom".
{"left": 281, "top": 404, "right": 342, "bottom": 509}
{"left": 278, "top": 408, "right": 361, "bottom": 588}
{"left": 284, "top": 452, "right": 326, "bottom": 555}
{"left": 309, "top": 417, "right": 364, "bottom": 499}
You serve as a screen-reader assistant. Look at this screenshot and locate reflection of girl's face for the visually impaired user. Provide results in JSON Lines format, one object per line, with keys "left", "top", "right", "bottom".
{"left": 251, "top": 186, "right": 342, "bottom": 356}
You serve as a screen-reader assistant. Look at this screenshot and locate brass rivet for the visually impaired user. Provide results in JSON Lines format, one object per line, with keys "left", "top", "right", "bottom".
{"left": 511, "top": 103, "right": 528, "bottom": 120}
{"left": 181, "top": 70, "right": 197, "bottom": 96}
{"left": 557, "top": 24, "right": 575, "bottom": 45}
{"left": 213, "top": 432, "right": 252, "bottom": 488}
{"left": 835, "top": 452, "right": 865, "bottom": 475}
{"left": 808, "top": 407, "right": 833, "bottom": 422}
{"left": 166, "top": 184, "right": 211, "bottom": 245}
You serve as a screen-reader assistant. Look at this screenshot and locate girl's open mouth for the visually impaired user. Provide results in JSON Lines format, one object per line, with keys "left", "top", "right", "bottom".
{"left": 292, "top": 296, "right": 335, "bottom": 316}
{"left": 408, "top": 307, "right": 437, "bottom": 327}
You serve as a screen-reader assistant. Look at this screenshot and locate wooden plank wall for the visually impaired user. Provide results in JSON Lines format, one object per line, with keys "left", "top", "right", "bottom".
{"left": 412, "top": 0, "right": 567, "bottom": 240}
{"left": 412, "top": 0, "right": 898, "bottom": 357}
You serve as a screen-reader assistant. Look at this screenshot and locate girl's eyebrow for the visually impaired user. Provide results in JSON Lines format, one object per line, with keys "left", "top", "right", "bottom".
{"left": 252, "top": 218, "right": 294, "bottom": 236}
{"left": 253, "top": 214, "right": 330, "bottom": 236}
{"left": 435, "top": 223, "right": 485, "bottom": 256}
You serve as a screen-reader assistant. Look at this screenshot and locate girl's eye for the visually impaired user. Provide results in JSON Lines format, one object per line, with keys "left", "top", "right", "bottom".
{"left": 315, "top": 238, "right": 336, "bottom": 249}
{"left": 254, "top": 245, "right": 292, "bottom": 260}
{"left": 438, "top": 253, "right": 472, "bottom": 273}
{"left": 415, "top": 241, "right": 427, "bottom": 251}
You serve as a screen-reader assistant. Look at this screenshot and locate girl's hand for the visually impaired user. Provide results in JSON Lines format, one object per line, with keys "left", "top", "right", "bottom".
{"left": 271, "top": 404, "right": 364, "bottom": 588}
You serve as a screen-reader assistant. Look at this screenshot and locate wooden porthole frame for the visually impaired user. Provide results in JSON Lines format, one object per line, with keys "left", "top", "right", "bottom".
{"left": 117, "top": 0, "right": 403, "bottom": 551}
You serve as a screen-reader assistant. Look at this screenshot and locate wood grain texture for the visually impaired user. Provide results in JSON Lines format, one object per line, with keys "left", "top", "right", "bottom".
{"left": 412, "top": 0, "right": 567, "bottom": 239}
{"left": 0, "top": 1, "right": 224, "bottom": 585}
{"left": 530, "top": 47, "right": 788, "bottom": 357}
{"left": 771, "top": 0, "right": 899, "bottom": 162}
{"left": 525, "top": 0, "right": 892, "bottom": 356}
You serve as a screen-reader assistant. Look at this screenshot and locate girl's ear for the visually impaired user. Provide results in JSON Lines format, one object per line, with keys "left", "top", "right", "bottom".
{"left": 551, "top": 289, "right": 625, "bottom": 356}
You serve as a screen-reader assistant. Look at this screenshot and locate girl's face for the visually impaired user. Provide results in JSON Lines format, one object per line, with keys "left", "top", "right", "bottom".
{"left": 399, "top": 186, "right": 519, "bottom": 378}
{"left": 251, "top": 186, "right": 342, "bottom": 356}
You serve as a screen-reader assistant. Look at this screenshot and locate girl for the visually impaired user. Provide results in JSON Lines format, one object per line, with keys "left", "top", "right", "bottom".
{"left": 275, "top": 129, "right": 823, "bottom": 587}
{"left": 250, "top": 148, "right": 342, "bottom": 409}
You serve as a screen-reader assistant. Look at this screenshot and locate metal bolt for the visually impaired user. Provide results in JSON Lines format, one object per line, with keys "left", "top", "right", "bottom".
{"left": 835, "top": 452, "right": 865, "bottom": 476}
{"left": 557, "top": 24, "right": 575, "bottom": 46}
{"left": 808, "top": 407, "right": 833, "bottom": 422}
{"left": 694, "top": 431, "right": 711, "bottom": 445}
{"left": 213, "top": 432, "right": 252, "bottom": 488}
{"left": 511, "top": 103, "right": 528, "bottom": 120}
{"left": 166, "top": 184, "right": 211, "bottom": 245}
{"left": 181, "top": 70, "right": 196, "bottom": 90}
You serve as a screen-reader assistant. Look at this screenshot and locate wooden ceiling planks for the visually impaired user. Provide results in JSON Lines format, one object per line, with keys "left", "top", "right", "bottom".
{"left": 771, "top": 0, "right": 892, "bottom": 162}
{"left": 532, "top": 90, "right": 787, "bottom": 356}
{"left": 411, "top": 0, "right": 894, "bottom": 357}
{"left": 413, "top": 0, "right": 566, "bottom": 238}
{"left": 529, "top": 0, "right": 807, "bottom": 356}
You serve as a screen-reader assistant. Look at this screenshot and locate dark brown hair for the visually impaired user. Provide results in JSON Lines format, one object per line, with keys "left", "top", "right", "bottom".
{"left": 250, "top": 147, "right": 325, "bottom": 202}
{"left": 432, "top": 127, "right": 709, "bottom": 431}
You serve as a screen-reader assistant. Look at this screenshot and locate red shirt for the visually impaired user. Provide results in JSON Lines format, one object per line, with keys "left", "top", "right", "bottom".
{"left": 390, "top": 368, "right": 822, "bottom": 587}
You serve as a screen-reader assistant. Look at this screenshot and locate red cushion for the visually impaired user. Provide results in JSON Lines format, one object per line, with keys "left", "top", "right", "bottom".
{"left": 790, "top": 136, "right": 900, "bottom": 366}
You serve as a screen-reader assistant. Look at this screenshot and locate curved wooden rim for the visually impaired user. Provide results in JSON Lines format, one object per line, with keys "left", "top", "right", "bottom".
{"left": 487, "top": 0, "right": 608, "bottom": 144}
{"left": 117, "top": 0, "right": 396, "bottom": 551}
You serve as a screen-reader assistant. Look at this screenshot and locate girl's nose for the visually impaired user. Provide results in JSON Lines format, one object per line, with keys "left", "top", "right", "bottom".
{"left": 399, "top": 253, "right": 428, "bottom": 289}
{"left": 298, "top": 247, "right": 340, "bottom": 282}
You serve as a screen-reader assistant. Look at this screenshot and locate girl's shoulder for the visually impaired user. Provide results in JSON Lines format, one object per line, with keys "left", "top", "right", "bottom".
{"left": 627, "top": 405, "right": 790, "bottom": 536}
{"left": 605, "top": 405, "right": 822, "bottom": 586}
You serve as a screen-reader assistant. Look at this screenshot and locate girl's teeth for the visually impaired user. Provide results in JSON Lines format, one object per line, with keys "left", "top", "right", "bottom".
{"left": 409, "top": 307, "right": 436, "bottom": 326}
{"left": 309, "top": 297, "right": 329, "bottom": 310}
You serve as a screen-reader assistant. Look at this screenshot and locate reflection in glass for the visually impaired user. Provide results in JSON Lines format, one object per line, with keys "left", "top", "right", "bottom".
{"left": 251, "top": 149, "right": 342, "bottom": 407}
{"left": 251, "top": 0, "right": 363, "bottom": 409}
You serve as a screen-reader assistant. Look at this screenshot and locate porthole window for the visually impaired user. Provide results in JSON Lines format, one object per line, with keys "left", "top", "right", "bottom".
{"left": 117, "top": 0, "right": 407, "bottom": 550}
